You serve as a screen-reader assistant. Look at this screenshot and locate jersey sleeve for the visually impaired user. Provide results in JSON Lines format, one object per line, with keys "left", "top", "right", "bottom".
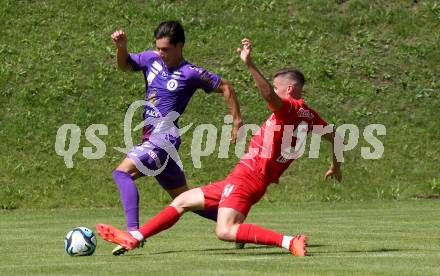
{"left": 273, "top": 99, "right": 296, "bottom": 119}
{"left": 309, "top": 108, "right": 329, "bottom": 134}
{"left": 311, "top": 109, "right": 328, "bottom": 127}
{"left": 128, "top": 51, "right": 156, "bottom": 71}
{"left": 190, "top": 66, "right": 221, "bottom": 93}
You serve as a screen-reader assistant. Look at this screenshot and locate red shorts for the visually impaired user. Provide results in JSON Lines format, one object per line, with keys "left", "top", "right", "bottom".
{"left": 201, "top": 164, "right": 267, "bottom": 216}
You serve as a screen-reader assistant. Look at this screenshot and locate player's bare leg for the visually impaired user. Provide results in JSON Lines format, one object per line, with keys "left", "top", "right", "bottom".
{"left": 168, "top": 187, "right": 206, "bottom": 212}
{"left": 215, "top": 207, "right": 246, "bottom": 241}
{"left": 134, "top": 188, "right": 206, "bottom": 240}
{"left": 116, "top": 158, "right": 143, "bottom": 179}
{"left": 216, "top": 207, "right": 307, "bottom": 256}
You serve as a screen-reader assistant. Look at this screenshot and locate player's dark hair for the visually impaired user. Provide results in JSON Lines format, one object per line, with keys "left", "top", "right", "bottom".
{"left": 273, "top": 68, "right": 305, "bottom": 87}
{"left": 154, "top": 21, "right": 185, "bottom": 45}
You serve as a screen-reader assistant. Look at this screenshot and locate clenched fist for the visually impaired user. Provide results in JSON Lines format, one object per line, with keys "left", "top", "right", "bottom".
{"left": 111, "top": 30, "right": 128, "bottom": 49}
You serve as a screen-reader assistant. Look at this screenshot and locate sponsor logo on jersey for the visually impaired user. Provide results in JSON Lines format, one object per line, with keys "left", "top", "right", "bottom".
{"left": 144, "top": 108, "right": 161, "bottom": 117}
{"left": 148, "top": 89, "right": 160, "bottom": 106}
{"left": 276, "top": 155, "right": 291, "bottom": 163}
{"left": 297, "top": 108, "right": 314, "bottom": 119}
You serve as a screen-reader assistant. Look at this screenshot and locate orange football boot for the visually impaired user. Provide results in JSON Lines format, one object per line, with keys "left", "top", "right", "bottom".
{"left": 289, "top": 234, "right": 307, "bottom": 257}
{"left": 96, "top": 224, "right": 139, "bottom": 250}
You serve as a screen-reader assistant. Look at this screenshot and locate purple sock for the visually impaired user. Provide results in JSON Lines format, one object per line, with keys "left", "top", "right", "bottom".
{"left": 112, "top": 170, "right": 139, "bottom": 230}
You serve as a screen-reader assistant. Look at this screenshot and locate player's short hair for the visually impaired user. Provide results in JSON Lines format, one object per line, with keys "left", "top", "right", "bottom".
{"left": 273, "top": 68, "right": 305, "bottom": 88}
{"left": 154, "top": 21, "right": 185, "bottom": 45}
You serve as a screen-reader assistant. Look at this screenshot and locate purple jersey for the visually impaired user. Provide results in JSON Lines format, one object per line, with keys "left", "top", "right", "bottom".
{"left": 128, "top": 51, "right": 221, "bottom": 146}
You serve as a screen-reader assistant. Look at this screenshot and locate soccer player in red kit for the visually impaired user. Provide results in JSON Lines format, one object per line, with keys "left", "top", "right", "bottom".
{"left": 96, "top": 38, "right": 342, "bottom": 257}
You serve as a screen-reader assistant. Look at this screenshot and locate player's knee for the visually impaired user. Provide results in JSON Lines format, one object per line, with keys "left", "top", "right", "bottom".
{"left": 115, "top": 159, "right": 142, "bottom": 179}
{"left": 170, "top": 194, "right": 191, "bottom": 212}
{"left": 215, "top": 225, "right": 234, "bottom": 241}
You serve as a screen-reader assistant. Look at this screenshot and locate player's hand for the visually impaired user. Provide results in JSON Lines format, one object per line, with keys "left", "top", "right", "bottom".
{"left": 231, "top": 121, "right": 243, "bottom": 144}
{"left": 236, "top": 38, "right": 252, "bottom": 65}
{"left": 111, "top": 30, "right": 128, "bottom": 49}
{"left": 325, "top": 165, "right": 342, "bottom": 182}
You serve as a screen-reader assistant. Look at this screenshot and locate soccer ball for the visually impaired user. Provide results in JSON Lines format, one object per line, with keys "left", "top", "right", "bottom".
{"left": 64, "top": 227, "right": 97, "bottom": 256}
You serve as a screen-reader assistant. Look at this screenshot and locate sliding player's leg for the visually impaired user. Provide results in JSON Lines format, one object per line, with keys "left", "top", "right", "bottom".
{"left": 156, "top": 159, "right": 218, "bottom": 222}
{"left": 136, "top": 187, "right": 206, "bottom": 239}
{"left": 97, "top": 188, "right": 206, "bottom": 251}
{"left": 214, "top": 181, "right": 307, "bottom": 256}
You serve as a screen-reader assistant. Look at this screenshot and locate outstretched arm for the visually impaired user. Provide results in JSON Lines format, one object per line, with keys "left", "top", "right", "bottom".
{"left": 111, "top": 30, "right": 131, "bottom": 71}
{"left": 216, "top": 79, "right": 243, "bottom": 144}
{"left": 237, "top": 38, "right": 283, "bottom": 112}
{"left": 322, "top": 131, "right": 342, "bottom": 182}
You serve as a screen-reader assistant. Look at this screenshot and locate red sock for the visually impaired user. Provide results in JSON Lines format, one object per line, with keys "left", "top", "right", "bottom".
{"left": 236, "top": 224, "right": 283, "bottom": 247}
{"left": 138, "top": 206, "right": 181, "bottom": 239}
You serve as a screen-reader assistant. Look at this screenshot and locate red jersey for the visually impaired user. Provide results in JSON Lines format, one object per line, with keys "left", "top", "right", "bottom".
{"left": 238, "top": 98, "right": 328, "bottom": 185}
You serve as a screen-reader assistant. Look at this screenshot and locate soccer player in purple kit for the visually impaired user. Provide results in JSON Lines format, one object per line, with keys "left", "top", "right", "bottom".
{"left": 109, "top": 21, "right": 242, "bottom": 255}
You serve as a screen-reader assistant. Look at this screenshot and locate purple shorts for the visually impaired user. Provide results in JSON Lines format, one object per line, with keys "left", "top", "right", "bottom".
{"left": 127, "top": 141, "right": 186, "bottom": 190}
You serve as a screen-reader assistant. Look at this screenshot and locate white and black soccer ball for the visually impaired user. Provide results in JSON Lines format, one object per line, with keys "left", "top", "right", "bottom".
{"left": 64, "top": 227, "right": 97, "bottom": 256}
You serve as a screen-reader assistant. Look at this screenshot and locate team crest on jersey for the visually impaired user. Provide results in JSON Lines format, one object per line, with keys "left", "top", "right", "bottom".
{"left": 297, "top": 108, "right": 314, "bottom": 119}
{"left": 166, "top": 79, "right": 178, "bottom": 91}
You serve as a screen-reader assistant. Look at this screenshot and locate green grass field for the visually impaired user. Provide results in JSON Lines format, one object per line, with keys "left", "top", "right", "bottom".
{"left": 1, "top": 0, "right": 439, "bottom": 209}
{"left": 1, "top": 200, "right": 439, "bottom": 275}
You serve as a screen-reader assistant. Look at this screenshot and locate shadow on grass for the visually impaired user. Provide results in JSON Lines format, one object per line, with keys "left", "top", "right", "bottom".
{"left": 148, "top": 243, "right": 325, "bottom": 256}
{"left": 122, "top": 244, "right": 410, "bottom": 258}
{"left": 343, "top": 248, "right": 404, "bottom": 253}
{"left": 310, "top": 247, "right": 408, "bottom": 256}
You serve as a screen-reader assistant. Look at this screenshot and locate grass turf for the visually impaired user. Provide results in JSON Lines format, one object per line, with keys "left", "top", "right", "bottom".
{"left": 1, "top": 0, "right": 440, "bottom": 209}
{"left": 1, "top": 200, "right": 439, "bottom": 275}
